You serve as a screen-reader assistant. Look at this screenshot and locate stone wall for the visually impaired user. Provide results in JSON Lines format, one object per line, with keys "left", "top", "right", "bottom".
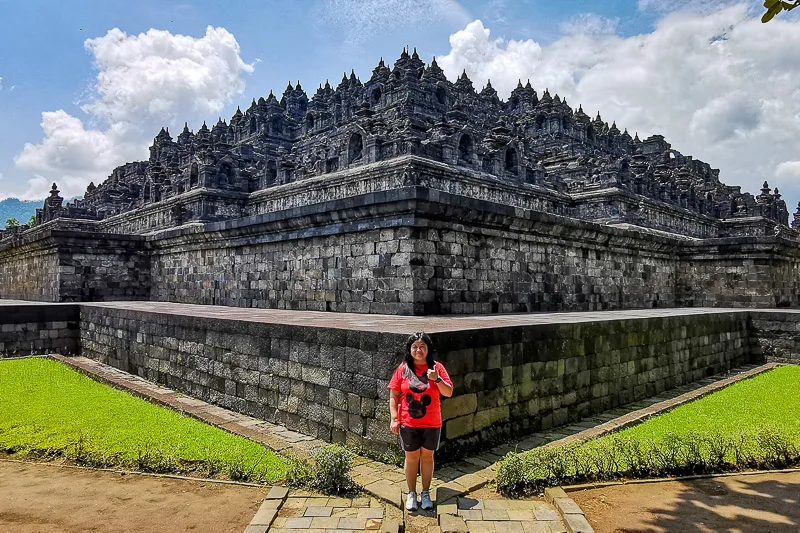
{"left": 0, "top": 227, "right": 151, "bottom": 302}
{"left": 433, "top": 311, "right": 755, "bottom": 457}
{"left": 749, "top": 310, "right": 800, "bottom": 363}
{"left": 79, "top": 304, "right": 406, "bottom": 454}
{"left": 75, "top": 302, "right": 757, "bottom": 458}
{"left": 0, "top": 304, "right": 79, "bottom": 356}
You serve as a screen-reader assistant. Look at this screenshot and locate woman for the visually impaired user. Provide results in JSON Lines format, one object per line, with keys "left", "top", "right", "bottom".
{"left": 388, "top": 332, "right": 453, "bottom": 511}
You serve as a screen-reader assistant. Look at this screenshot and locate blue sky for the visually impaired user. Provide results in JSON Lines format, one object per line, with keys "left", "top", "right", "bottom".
{"left": 2, "top": 0, "right": 799, "bottom": 212}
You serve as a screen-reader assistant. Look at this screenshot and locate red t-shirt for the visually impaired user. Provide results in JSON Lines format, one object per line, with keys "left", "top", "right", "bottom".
{"left": 387, "top": 361, "right": 452, "bottom": 428}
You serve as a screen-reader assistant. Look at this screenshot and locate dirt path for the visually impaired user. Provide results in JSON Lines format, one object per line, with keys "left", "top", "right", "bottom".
{"left": 0, "top": 459, "right": 266, "bottom": 532}
{"left": 571, "top": 470, "right": 800, "bottom": 533}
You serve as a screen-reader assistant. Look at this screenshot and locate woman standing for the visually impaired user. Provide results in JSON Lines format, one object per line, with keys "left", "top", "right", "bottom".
{"left": 388, "top": 332, "right": 453, "bottom": 511}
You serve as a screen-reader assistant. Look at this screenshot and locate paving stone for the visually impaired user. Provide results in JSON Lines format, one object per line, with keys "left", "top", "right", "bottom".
{"left": 520, "top": 522, "right": 551, "bottom": 533}
{"left": 243, "top": 526, "right": 268, "bottom": 533}
{"left": 364, "top": 479, "right": 402, "bottom": 508}
{"left": 439, "top": 513, "right": 469, "bottom": 533}
{"left": 482, "top": 501, "right": 511, "bottom": 510}
{"left": 309, "top": 516, "right": 340, "bottom": 528}
{"left": 283, "top": 517, "right": 313, "bottom": 529}
{"left": 554, "top": 498, "right": 583, "bottom": 515}
{"left": 505, "top": 501, "right": 537, "bottom": 511}
{"left": 465, "top": 521, "right": 494, "bottom": 533}
{"left": 358, "top": 507, "right": 384, "bottom": 519}
{"left": 507, "top": 510, "right": 535, "bottom": 521}
{"left": 281, "top": 497, "right": 307, "bottom": 510}
{"left": 304, "top": 506, "right": 334, "bottom": 517}
{"left": 499, "top": 522, "right": 525, "bottom": 533}
{"left": 250, "top": 505, "right": 278, "bottom": 526}
{"left": 534, "top": 509, "right": 559, "bottom": 521}
{"left": 266, "top": 486, "right": 290, "bottom": 500}
{"left": 480, "top": 509, "right": 509, "bottom": 521}
{"left": 457, "top": 497, "right": 483, "bottom": 510}
{"left": 544, "top": 487, "right": 568, "bottom": 504}
{"left": 438, "top": 503, "right": 458, "bottom": 517}
{"left": 457, "top": 509, "right": 483, "bottom": 521}
{"left": 338, "top": 517, "right": 367, "bottom": 529}
{"left": 562, "top": 513, "right": 594, "bottom": 533}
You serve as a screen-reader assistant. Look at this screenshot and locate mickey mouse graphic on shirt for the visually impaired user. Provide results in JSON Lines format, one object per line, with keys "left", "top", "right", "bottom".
{"left": 405, "top": 366, "right": 432, "bottom": 419}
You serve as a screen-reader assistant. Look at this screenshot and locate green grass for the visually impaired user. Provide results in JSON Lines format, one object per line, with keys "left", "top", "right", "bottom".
{"left": 608, "top": 365, "right": 800, "bottom": 444}
{"left": 0, "top": 357, "right": 288, "bottom": 482}
{"left": 497, "top": 366, "right": 800, "bottom": 493}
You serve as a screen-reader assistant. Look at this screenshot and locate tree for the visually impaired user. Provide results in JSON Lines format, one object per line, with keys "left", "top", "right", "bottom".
{"left": 5, "top": 218, "right": 19, "bottom": 229}
{"left": 762, "top": 0, "right": 799, "bottom": 22}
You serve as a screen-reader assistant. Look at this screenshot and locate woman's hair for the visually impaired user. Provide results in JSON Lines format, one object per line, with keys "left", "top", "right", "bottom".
{"left": 404, "top": 331, "right": 435, "bottom": 369}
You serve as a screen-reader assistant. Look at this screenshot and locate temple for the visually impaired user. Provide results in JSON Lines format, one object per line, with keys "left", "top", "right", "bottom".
{"left": 2, "top": 49, "right": 799, "bottom": 313}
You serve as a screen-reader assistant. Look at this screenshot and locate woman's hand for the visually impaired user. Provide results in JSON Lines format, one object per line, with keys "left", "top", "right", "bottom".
{"left": 390, "top": 419, "right": 400, "bottom": 435}
{"left": 427, "top": 368, "right": 439, "bottom": 382}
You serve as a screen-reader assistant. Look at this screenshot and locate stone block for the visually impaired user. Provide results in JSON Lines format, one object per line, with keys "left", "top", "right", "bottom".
{"left": 445, "top": 414, "right": 474, "bottom": 439}
{"left": 441, "top": 393, "right": 477, "bottom": 420}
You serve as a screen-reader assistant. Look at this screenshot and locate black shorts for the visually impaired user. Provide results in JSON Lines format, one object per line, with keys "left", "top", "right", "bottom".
{"left": 399, "top": 425, "right": 441, "bottom": 452}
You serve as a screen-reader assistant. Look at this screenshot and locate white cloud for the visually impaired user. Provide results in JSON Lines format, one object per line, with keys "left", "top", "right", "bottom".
{"left": 437, "top": 6, "right": 800, "bottom": 208}
{"left": 14, "top": 26, "right": 253, "bottom": 200}
{"left": 560, "top": 13, "right": 619, "bottom": 37}
{"left": 0, "top": 76, "right": 3, "bottom": 91}
{"left": 316, "top": 0, "right": 471, "bottom": 49}
{"left": 637, "top": 0, "right": 755, "bottom": 14}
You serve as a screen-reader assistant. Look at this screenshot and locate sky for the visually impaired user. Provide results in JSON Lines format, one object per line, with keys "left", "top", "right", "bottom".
{"left": 1, "top": 0, "right": 799, "bottom": 215}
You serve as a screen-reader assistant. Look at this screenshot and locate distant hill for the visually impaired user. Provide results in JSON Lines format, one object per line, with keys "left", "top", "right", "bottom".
{"left": 0, "top": 198, "right": 42, "bottom": 227}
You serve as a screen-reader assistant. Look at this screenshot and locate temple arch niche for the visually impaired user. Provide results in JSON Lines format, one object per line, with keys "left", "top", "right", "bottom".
{"left": 249, "top": 116, "right": 258, "bottom": 136}
{"left": 371, "top": 87, "right": 382, "bottom": 106}
{"left": 265, "top": 160, "right": 277, "bottom": 186}
{"left": 348, "top": 132, "right": 363, "bottom": 164}
{"left": 189, "top": 163, "right": 199, "bottom": 189}
{"left": 219, "top": 161, "right": 234, "bottom": 188}
{"left": 458, "top": 134, "right": 473, "bottom": 163}
{"left": 435, "top": 86, "right": 447, "bottom": 105}
{"left": 505, "top": 147, "right": 519, "bottom": 175}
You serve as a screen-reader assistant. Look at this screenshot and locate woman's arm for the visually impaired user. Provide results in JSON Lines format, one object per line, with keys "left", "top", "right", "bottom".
{"left": 435, "top": 379, "right": 453, "bottom": 398}
{"left": 389, "top": 389, "right": 402, "bottom": 434}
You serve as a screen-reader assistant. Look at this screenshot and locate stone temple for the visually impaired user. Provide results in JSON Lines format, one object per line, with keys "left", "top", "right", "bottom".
{"left": 2, "top": 49, "right": 800, "bottom": 459}
{"left": 2, "top": 48, "right": 800, "bottom": 313}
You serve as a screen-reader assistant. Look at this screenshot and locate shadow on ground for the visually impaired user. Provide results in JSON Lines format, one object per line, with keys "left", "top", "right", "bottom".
{"left": 572, "top": 471, "right": 800, "bottom": 533}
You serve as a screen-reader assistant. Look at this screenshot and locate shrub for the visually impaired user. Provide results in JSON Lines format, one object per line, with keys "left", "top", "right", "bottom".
{"left": 286, "top": 444, "right": 359, "bottom": 495}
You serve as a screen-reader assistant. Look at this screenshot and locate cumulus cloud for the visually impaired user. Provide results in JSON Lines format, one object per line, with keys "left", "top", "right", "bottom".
{"left": 316, "top": 0, "right": 471, "bottom": 49}
{"left": 437, "top": 5, "right": 800, "bottom": 208}
{"left": 14, "top": 26, "right": 253, "bottom": 200}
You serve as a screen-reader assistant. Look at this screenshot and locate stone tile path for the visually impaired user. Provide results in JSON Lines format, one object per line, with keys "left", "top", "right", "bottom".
{"left": 448, "top": 497, "right": 566, "bottom": 533}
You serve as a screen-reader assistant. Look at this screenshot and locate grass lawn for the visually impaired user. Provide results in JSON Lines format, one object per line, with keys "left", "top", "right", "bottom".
{"left": 0, "top": 357, "right": 288, "bottom": 482}
{"left": 497, "top": 365, "right": 800, "bottom": 492}
{"left": 606, "top": 364, "right": 800, "bottom": 444}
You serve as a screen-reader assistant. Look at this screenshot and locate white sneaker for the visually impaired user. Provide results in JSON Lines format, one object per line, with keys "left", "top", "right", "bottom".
{"left": 406, "top": 491, "right": 418, "bottom": 511}
{"left": 420, "top": 490, "right": 434, "bottom": 510}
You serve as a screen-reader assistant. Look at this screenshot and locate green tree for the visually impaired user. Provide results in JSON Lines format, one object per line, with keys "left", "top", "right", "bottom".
{"left": 762, "top": 0, "right": 799, "bottom": 22}
{"left": 5, "top": 218, "right": 19, "bottom": 229}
